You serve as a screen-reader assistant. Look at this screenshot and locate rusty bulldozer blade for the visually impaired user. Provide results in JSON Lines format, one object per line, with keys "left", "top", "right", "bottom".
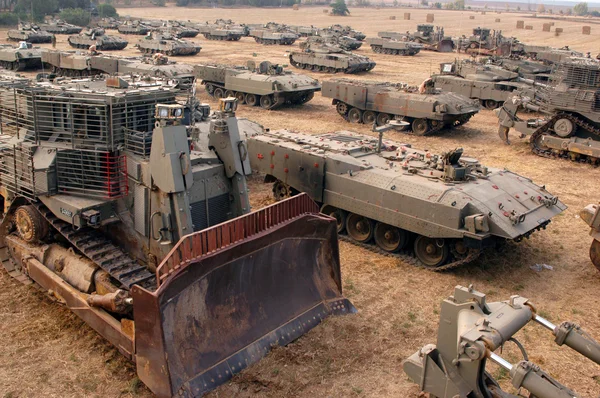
{"left": 132, "top": 193, "right": 356, "bottom": 397}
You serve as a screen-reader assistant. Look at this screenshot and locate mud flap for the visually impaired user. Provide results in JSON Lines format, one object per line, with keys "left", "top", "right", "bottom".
{"left": 132, "top": 194, "right": 356, "bottom": 398}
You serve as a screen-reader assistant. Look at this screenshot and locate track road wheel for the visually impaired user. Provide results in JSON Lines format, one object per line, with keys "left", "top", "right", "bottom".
{"left": 235, "top": 92, "right": 246, "bottom": 104}
{"left": 412, "top": 118, "right": 430, "bottom": 135}
{"left": 336, "top": 102, "right": 349, "bottom": 116}
{"left": 374, "top": 222, "right": 408, "bottom": 252}
{"left": 321, "top": 205, "right": 347, "bottom": 234}
{"left": 14, "top": 205, "right": 48, "bottom": 244}
{"left": 590, "top": 239, "right": 600, "bottom": 272}
{"left": 376, "top": 113, "right": 391, "bottom": 126}
{"left": 484, "top": 99, "right": 499, "bottom": 110}
{"left": 553, "top": 117, "right": 576, "bottom": 138}
{"left": 414, "top": 236, "right": 449, "bottom": 269}
{"left": 260, "top": 95, "right": 273, "bottom": 109}
{"left": 346, "top": 213, "right": 374, "bottom": 243}
{"left": 362, "top": 110, "right": 377, "bottom": 125}
{"left": 272, "top": 180, "right": 294, "bottom": 201}
{"left": 245, "top": 93, "right": 258, "bottom": 106}
{"left": 225, "top": 90, "right": 235, "bottom": 98}
{"left": 213, "top": 88, "right": 225, "bottom": 99}
{"left": 347, "top": 108, "right": 363, "bottom": 124}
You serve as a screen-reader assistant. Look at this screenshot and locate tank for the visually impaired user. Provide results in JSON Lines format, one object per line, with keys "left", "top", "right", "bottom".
{"left": 322, "top": 78, "right": 480, "bottom": 134}
{"left": 379, "top": 25, "right": 455, "bottom": 52}
{"left": 117, "top": 55, "right": 196, "bottom": 90}
{"left": 457, "top": 27, "right": 515, "bottom": 55}
{"left": 164, "top": 21, "right": 199, "bottom": 38}
{"left": 248, "top": 130, "right": 565, "bottom": 269}
{"left": 487, "top": 56, "right": 553, "bottom": 84}
{"left": 97, "top": 17, "right": 120, "bottom": 30}
{"left": 0, "top": 77, "right": 354, "bottom": 397}
{"left": 289, "top": 25, "right": 320, "bottom": 37}
{"left": 321, "top": 24, "right": 365, "bottom": 41}
{"left": 497, "top": 59, "right": 600, "bottom": 163}
{"left": 289, "top": 42, "right": 376, "bottom": 74}
{"left": 198, "top": 23, "right": 244, "bottom": 41}
{"left": 309, "top": 33, "right": 363, "bottom": 51}
{"left": 135, "top": 33, "right": 201, "bottom": 56}
{"left": 194, "top": 60, "right": 320, "bottom": 109}
{"left": 431, "top": 59, "right": 537, "bottom": 109}
{"left": 0, "top": 42, "right": 43, "bottom": 71}
{"left": 249, "top": 27, "right": 298, "bottom": 45}
{"left": 117, "top": 21, "right": 150, "bottom": 35}
{"left": 366, "top": 37, "right": 423, "bottom": 55}
{"left": 40, "top": 20, "right": 83, "bottom": 34}
{"left": 68, "top": 28, "right": 128, "bottom": 51}
{"left": 7, "top": 24, "right": 54, "bottom": 44}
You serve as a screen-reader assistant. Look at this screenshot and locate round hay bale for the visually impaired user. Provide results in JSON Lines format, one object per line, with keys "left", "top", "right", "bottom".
{"left": 516, "top": 20, "right": 525, "bottom": 29}
{"left": 469, "top": 15, "right": 475, "bottom": 19}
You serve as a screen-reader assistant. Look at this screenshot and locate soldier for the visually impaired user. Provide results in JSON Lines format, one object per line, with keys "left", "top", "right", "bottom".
{"left": 51, "top": 34, "right": 56, "bottom": 49}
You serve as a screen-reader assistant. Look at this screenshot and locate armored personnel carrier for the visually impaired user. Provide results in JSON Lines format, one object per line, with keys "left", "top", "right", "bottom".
{"left": 195, "top": 60, "right": 320, "bottom": 109}
{"left": 322, "top": 78, "right": 479, "bottom": 134}
{"left": 289, "top": 42, "right": 376, "bottom": 74}
{"left": 366, "top": 37, "right": 423, "bottom": 56}
{"left": 248, "top": 130, "right": 565, "bottom": 269}
{"left": 40, "top": 20, "right": 83, "bottom": 34}
{"left": 0, "top": 76, "right": 354, "bottom": 396}
{"left": 379, "top": 25, "right": 455, "bottom": 52}
{"left": 322, "top": 24, "right": 366, "bottom": 41}
{"left": 405, "top": 285, "right": 600, "bottom": 396}
{"left": 497, "top": 60, "right": 600, "bottom": 163}
{"left": 0, "top": 42, "right": 42, "bottom": 71}
{"left": 117, "top": 21, "right": 150, "bottom": 35}
{"left": 289, "top": 25, "right": 319, "bottom": 37}
{"left": 7, "top": 24, "right": 54, "bottom": 44}
{"left": 432, "top": 59, "right": 536, "bottom": 109}
{"left": 581, "top": 203, "right": 600, "bottom": 272}
{"left": 249, "top": 27, "right": 298, "bottom": 45}
{"left": 135, "top": 33, "right": 201, "bottom": 56}
{"left": 68, "top": 28, "right": 128, "bottom": 51}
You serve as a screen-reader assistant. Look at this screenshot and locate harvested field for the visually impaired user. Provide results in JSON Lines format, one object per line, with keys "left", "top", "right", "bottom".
{"left": 1, "top": 6, "right": 600, "bottom": 398}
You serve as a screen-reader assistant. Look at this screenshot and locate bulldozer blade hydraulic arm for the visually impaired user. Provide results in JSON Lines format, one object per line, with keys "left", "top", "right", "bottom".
{"left": 132, "top": 193, "right": 356, "bottom": 397}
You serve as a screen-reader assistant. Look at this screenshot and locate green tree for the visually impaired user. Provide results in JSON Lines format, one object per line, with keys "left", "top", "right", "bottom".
{"left": 573, "top": 2, "right": 588, "bottom": 15}
{"left": 433, "top": 1, "right": 441, "bottom": 8}
{"left": 331, "top": 0, "right": 349, "bottom": 15}
{"left": 393, "top": 0, "right": 398, "bottom": 6}
{"left": 537, "top": 3, "right": 545, "bottom": 13}
{"left": 59, "top": 7, "right": 91, "bottom": 25}
{"left": 454, "top": 0, "right": 464, "bottom": 9}
{"left": 97, "top": 3, "right": 117, "bottom": 17}
{"left": 14, "top": 0, "right": 58, "bottom": 22}
{"left": 420, "top": 0, "right": 428, "bottom": 5}
{"left": 566, "top": 7, "right": 572, "bottom": 15}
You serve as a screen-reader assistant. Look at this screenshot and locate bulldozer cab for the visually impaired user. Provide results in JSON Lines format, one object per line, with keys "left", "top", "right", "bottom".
{"left": 417, "top": 24, "right": 433, "bottom": 34}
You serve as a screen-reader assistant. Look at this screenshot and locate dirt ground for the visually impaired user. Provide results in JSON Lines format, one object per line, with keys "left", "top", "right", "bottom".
{"left": 2, "top": 6, "right": 600, "bottom": 398}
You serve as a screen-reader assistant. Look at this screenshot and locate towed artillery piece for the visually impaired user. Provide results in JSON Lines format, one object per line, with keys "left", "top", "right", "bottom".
{"left": 0, "top": 76, "right": 354, "bottom": 397}
{"left": 40, "top": 20, "right": 83, "bottom": 34}
{"left": 195, "top": 60, "right": 320, "bottom": 109}
{"left": 117, "top": 20, "right": 150, "bottom": 35}
{"left": 7, "top": 24, "right": 54, "bottom": 44}
{"left": 322, "top": 78, "right": 480, "bottom": 135}
{"left": 379, "top": 25, "right": 455, "bottom": 52}
{"left": 322, "top": 24, "right": 366, "bottom": 41}
{"left": 68, "top": 28, "right": 128, "bottom": 51}
{"left": 405, "top": 285, "right": 600, "bottom": 397}
{"left": 581, "top": 204, "right": 600, "bottom": 272}
{"left": 366, "top": 37, "right": 423, "bottom": 56}
{"left": 289, "top": 42, "right": 376, "bottom": 74}
{"left": 135, "top": 33, "right": 201, "bottom": 56}
{"left": 497, "top": 60, "right": 600, "bottom": 163}
{"left": 248, "top": 26, "right": 298, "bottom": 45}
{"left": 248, "top": 131, "right": 565, "bottom": 269}
{"left": 0, "top": 42, "right": 43, "bottom": 71}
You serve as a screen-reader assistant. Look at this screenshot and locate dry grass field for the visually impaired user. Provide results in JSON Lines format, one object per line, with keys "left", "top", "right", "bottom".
{"left": 1, "top": 6, "right": 600, "bottom": 398}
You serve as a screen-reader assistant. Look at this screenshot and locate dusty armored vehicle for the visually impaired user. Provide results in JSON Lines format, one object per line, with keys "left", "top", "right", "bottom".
{"left": 487, "top": 56, "right": 553, "bottom": 84}
{"left": 249, "top": 27, "right": 298, "bottom": 45}
{"left": 248, "top": 130, "right": 565, "bottom": 269}
{"left": 310, "top": 34, "right": 363, "bottom": 51}
{"left": 68, "top": 28, "right": 128, "bottom": 50}
{"left": 135, "top": 33, "right": 201, "bottom": 56}
{"left": 581, "top": 204, "right": 600, "bottom": 272}
{"left": 322, "top": 24, "right": 366, "bottom": 41}
{"left": 0, "top": 42, "right": 42, "bottom": 71}
{"left": 198, "top": 23, "right": 244, "bottom": 41}
{"left": 163, "top": 21, "right": 199, "bottom": 38}
{"left": 289, "top": 42, "right": 376, "bottom": 74}
{"left": 457, "top": 27, "right": 515, "bottom": 55}
{"left": 117, "top": 21, "right": 150, "bottom": 35}
{"left": 117, "top": 55, "right": 196, "bottom": 89}
{"left": 366, "top": 37, "right": 423, "bottom": 56}
{"left": 42, "top": 50, "right": 108, "bottom": 77}
{"left": 289, "top": 25, "right": 319, "bottom": 37}
{"left": 7, "top": 24, "right": 54, "bottom": 44}
{"left": 322, "top": 78, "right": 480, "bottom": 134}
{"left": 405, "top": 285, "right": 600, "bottom": 396}
{"left": 97, "top": 17, "right": 120, "bottom": 30}
{"left": 432, "top": 59, "right": 536, "bottom": 109}
{"left": 379, "top": 25, "right": 455, "bottom": 52}
{"left": 497, "top": 60, "right": 600, "bottom": 162}
{"left": 536, "top": 48, "right": 584, "bottom": 65}
{"left": 195, "top": 60, "right": 320, "bottom": 109}
{"left": 40, "top": 20, "right": 83, "bottom": 34}
{"left": 0, "top": 75, "right": 354, "bottom": 396}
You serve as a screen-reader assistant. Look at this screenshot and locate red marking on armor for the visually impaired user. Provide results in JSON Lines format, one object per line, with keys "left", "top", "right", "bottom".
{"left": 524, "top": 191, "right": 528, "bottom": 195}
{"left": 284, "top": 168, "right": 289, "bottom": 173}
{"left": 270, "top": 164, "right": 274, "bottom": 169}
{"left": 257, "top": 154, "right": 264, "bottom": 159}
{"left": 492, "top": 185, "right": 498, "bottom": 189}
{"left": 284, "top": 154, "right": 289, "bottom": 159}
{"left": 503, "top": 211, "right": 510, "bottom": 217}
{"left": 515, "top": 194, "right": 520, "bottom": 199}
{"left": 270, "top": 150, "right": 275, "bottom": 156}
{"left": 314, "top": 163, "right": 319, "bottom": 168}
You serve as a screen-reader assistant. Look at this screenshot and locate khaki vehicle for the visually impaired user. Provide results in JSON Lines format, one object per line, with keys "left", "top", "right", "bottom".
{"left": 322, "top": 78, "right": 480, "bottom": 134}
{"left": 405, "top": 285, "right": 600, "bottom": 397}
{"left": 117, "top": 21, "right": 150, "bottom": 35}
{"left": 0, "top": 75, "right": 354, "bottom": 396}
{"left": 457, "top": 27, "right": 515, "bottom": 55}
{"left": 379, "top": 25, "right": 455, "bottom": 52}
{"left": 195, "top": 60, "right": 320, "bottom": 109}
{"left": 487, "top": 56, "right": 553, "bottom": 84}
{"left": 68, "top": 28, "right": 128, "bottom": 50}
{"left": 366, "top": 37, "right": 423, "bottom": 56}
{"left": 249, "top": 27, "right": 298, "bottom": 45}
{"left": 289, "top": 42, "right": 376, "bottom": 74}
{"left": 289, "top": 25, "right": 320, "bottom": 37}
{"left": 247, "top": 130, "right": 565, "bottom": 269}
{"left": 0, "top": 42, "right": 43, "bottom": 71}
{"left": 306, "top": 34, "right": 363, "bottom": 51}
{"left": 135, "top": 33, "right": 201, "bottom": 56}
{"left": 97, "top": 17, "right": 120, "bottom": 30}
{"left": 7, "top": 24, "right": 54, "bottom": 44}
{"left": 536, "top": 48, "right": 583, "bottom": 65}
{"left": 196, "top": 22, "right": 245, "bottom": 41}
{"left": 162, "top": 21, "right": 199, "bottom": 38}
{"left": 321, "top": 24, "right": 366, "bottom": 41}
{"left": 40, "top": 20, "right": 83, "bottom": 34}
{"left": 581, "top": 204, "right": 600, "bottom": 272}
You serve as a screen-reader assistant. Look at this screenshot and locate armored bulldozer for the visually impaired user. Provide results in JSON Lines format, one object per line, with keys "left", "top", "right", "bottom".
{"left": 249, "top": 27, "right": 298, "bottom": 45}
{"left": 432, "top": 59, "right": 537, "bottom": 109}
{"left": 0, "top": 77, "right": 355, "bottom": 396}
{"left": 366, "top": 37, "right": 423, "bottom": 56}
{"left": 457, "top": 27, "right": 515, "bottom": 55}
{"left": 497, "top": 60, "right": 600, "bottom": 162}
{"left": 136, "top": 33, "right": 201, "bottom": 56}
{"left": 117, "top": 21, "right": 150, "bottom": 35}
{"left": 68, "top": 28, "right": 128, "bottom": 51}
{"left": 7, "top": 24, "right": 54, "bottom": 44}
{"left": 0, "top": 42, "right": 43, "bottom": 71}
{"left": 40, "top": 20, "right": 83, "bottom": 34}
{"left": 195, "top": 60, "right": 320, "bottom": 109}
{"left": 405, "top": 285, "right": 600, "bottom": 397}
{"left": 322, "top": 78, "right": 480, "bottom": 134}
{"left": 379, "top": 25, "right": 455, "bottom": 52}
{"left": 581, "top": 204, "right": 600, "bottom": 272}
{"left": 248, "top": 130, "right": 565, "bottom": 269}
{"left": 289, "top": 42, "right": 376, "bottom": 74}
{"left": 322, "top": 24, "right": 366, "bottom": 41}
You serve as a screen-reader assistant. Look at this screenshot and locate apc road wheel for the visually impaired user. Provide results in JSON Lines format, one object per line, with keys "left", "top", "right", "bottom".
{"left": 414, "top": 236, "right": 449, "bottom": 269}
{"left": 376, "top": 113, "right": 391, "bottom": 126}
{"left": 321, "top": 205, "right": 347, "bottom": 234}
{"left": 14, "top": 205, "right": 48, "bottom": 244}
{"left": 412, "top": 118, "right": 430, "bottom": 135}
{"left": 235, "top": 92, "right": 246, "bottom": 104}
{"left": 245, "top": 93, "right": 258, "bottom": 106}
{"left": 362, "top": 110, "right": 377, "bottom": 125}
{"left": 347, "top": 108, "right": 363, "bottom": 124}
{"left": 260, "top": 95, "right": 274, "bottom": 109}
{"left": 484, "top": 99, "right": 499, "bottom": 110}
{"left": 469, "top": 42, "right": 478, "bottom": 49}
{"left": 346, "top": 213, "right": 374, "bottom": 243}
{"left": 326, "top": 67, "right": 336, "bottom": 73}
{"left": 553, "top": 118, "right": 576, "bottom": 138}
{"left": 225, "top": 90, "right": 235, "bottom": 98}
{"left": 591, "top": 240, "right": 600, "bottom": 272}
{"left": 213, "top": 88, "right": 225, "bottom": 99}
{"left": 374, "top": 222, "right": 408, "bottom": 253}
{"left": 336, "top": 102, "right": 349, "bottom": 116}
